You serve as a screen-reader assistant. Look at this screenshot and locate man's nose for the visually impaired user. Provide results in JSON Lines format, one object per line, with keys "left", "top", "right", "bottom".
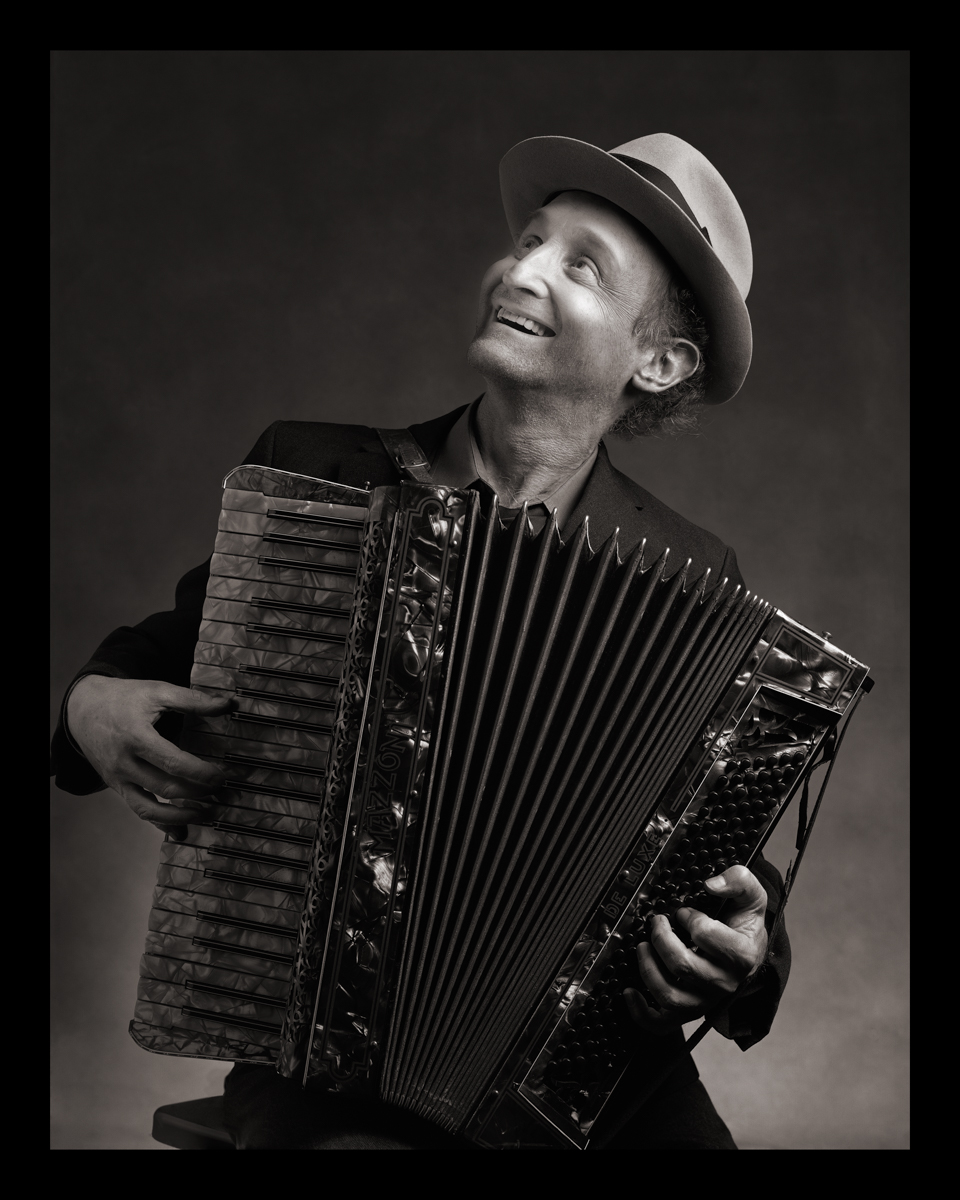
{"left": 502, "top": 246, "right": 551, "bottom": 296}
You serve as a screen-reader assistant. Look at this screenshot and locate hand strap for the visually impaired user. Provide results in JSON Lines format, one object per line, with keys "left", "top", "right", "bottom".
{"left": 374, "top": 427, "right": 433, "bottom": 484}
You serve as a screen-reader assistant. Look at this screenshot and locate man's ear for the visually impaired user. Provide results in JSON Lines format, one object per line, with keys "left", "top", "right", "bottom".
{"left": 631, "top": 339, "right": 701, "bottom": 394}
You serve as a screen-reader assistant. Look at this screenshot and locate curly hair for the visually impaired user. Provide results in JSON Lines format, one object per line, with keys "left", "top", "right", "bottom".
{"left": 608, "top": 278, "right": 710, "bottom": 440}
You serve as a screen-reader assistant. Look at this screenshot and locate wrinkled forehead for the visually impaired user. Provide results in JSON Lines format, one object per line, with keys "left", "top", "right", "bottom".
{"left": 532, "top": 189, "right": 675, "bottom": 278}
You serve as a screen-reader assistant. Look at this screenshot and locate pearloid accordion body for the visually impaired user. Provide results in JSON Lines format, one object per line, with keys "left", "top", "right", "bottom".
{"left": 130, "top": 466, "right": 870, "bottom": 1148}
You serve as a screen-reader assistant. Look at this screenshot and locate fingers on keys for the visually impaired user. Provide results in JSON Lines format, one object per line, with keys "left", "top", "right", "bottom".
{"left": 665, "top": 908, "right": 756, "bottom": 984}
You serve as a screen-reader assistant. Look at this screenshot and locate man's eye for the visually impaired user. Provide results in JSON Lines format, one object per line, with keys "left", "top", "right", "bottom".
{"left": 572, "top": 256, "right": 598, "bottom": 276}
{"left": 516, "top": 235, "right": 541, "bottom": 254}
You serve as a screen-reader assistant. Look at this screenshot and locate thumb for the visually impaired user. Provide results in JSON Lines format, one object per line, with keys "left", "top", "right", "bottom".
{"left": 703, "top": 865, "right": 766, "bottom": 915}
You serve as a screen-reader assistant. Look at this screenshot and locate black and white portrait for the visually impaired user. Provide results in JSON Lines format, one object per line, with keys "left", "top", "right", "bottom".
{"left": 51, "top": 51, "right": 908, "bottom": 1150}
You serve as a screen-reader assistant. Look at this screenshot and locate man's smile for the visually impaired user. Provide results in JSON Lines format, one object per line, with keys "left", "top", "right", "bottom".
{"left": 495, "top": 306, "right": 555, "bottom": 337}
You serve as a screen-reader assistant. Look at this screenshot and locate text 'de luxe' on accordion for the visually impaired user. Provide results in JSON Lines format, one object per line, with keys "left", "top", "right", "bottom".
{"left": 129, "top": 464, "right": 871, "bottom": 1149}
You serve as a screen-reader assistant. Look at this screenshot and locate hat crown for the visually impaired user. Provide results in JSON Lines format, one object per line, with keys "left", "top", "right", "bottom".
{"left": 610, "top": 133, "right": 752, "bottom": 299}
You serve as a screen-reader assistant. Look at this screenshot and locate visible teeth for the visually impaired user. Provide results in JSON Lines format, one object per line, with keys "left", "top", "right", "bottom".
{"left": 497, "top": 307, "right": 551, "bottom": 336}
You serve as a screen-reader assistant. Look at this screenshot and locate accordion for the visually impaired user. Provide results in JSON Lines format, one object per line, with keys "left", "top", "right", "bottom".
{"left": 130, "top": 464, "right": 871, "bottom": 1148}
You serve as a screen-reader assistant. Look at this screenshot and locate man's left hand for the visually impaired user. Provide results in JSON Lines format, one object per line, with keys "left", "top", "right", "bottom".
{"left": 623, "top": 865, "right": 769, "bottom": 1034}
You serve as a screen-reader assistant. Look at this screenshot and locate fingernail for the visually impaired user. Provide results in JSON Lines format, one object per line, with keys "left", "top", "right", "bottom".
{"left": 705, "top": 876, "right": 725, "bottom": 889}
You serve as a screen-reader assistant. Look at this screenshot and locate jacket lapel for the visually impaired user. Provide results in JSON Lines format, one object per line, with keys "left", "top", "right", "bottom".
{"left": 561, "top": 442, "right": 648, "bottom": 558}
{"left": 409, "top": 404, "right": 470, "bottom": 460}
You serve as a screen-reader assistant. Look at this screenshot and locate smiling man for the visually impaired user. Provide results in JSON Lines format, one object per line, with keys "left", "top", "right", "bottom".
{"left": 462, "top": 188, "right": 703, "bottom": 513}
{"left": 53, "top": 134, "right": 787, "bottom": 1150}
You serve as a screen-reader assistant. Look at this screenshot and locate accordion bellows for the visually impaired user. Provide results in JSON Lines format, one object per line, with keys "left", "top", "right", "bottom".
{"left": 130, "top": 466, "right": 869, "bottom": 1148}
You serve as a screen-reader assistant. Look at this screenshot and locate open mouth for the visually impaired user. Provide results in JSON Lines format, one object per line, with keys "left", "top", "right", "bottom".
{"left": 496, "top": 307, "right": 555, "bottom": 337}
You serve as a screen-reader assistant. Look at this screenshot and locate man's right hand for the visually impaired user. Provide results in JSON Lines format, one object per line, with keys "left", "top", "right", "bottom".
{"left": 66, "top": 675, "right": 235, "bottom": 838}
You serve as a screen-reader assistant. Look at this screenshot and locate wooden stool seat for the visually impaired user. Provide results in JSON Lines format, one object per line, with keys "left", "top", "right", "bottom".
{"left": 152, "top": 1096, "right": 236, "bottom": 1149}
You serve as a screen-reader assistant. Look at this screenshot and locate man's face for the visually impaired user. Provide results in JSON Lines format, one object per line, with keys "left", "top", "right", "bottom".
{"left": 467, "top": 190, "right": 673, "bottom": 421}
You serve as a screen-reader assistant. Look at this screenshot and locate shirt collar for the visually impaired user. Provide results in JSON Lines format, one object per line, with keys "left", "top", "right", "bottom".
{"left": 429, "top": 398, "right": 599, "bottom": 530}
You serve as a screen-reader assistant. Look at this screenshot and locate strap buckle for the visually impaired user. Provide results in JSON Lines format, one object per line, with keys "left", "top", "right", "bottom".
{"left": 375, "top": 428, "right": 433, "bottom": 484}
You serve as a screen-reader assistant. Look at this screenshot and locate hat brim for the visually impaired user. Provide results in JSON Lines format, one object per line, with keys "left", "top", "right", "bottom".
{"left": 499, "top": 137, "right": 752, "bottom": 405}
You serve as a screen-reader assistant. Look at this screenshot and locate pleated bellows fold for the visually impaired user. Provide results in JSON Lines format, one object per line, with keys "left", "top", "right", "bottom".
{"left": 380, "top": 506, "right": 758, "bottom": 1130}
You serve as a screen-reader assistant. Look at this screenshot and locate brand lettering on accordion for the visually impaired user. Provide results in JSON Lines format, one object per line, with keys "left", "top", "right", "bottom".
{"left": 129, "top": 466, "right": 871, "bottom": 1148}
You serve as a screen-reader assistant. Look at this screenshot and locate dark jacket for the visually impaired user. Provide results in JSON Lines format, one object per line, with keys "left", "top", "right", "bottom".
{"left": 50, "top": 405, "right": 791, "bottom": 1129}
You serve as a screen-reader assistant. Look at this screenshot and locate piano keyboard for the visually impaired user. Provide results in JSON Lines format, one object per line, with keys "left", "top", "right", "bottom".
{"left": 129, "top": 467, "right": 370, "bottom": 1063}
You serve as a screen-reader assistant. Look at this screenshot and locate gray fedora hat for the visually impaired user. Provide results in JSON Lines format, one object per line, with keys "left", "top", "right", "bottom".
{"left": 499, "top": 134, "right": 753, "bottom": 404}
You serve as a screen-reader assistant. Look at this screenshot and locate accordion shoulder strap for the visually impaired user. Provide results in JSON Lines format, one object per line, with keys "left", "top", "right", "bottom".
{"left": 375, "top": 427, "right": 433, "bottom": 483}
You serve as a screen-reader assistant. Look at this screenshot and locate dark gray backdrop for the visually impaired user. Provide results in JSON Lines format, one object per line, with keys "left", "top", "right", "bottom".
{"left": 51, "top": 50, "right": 909, "bottom": 1150}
